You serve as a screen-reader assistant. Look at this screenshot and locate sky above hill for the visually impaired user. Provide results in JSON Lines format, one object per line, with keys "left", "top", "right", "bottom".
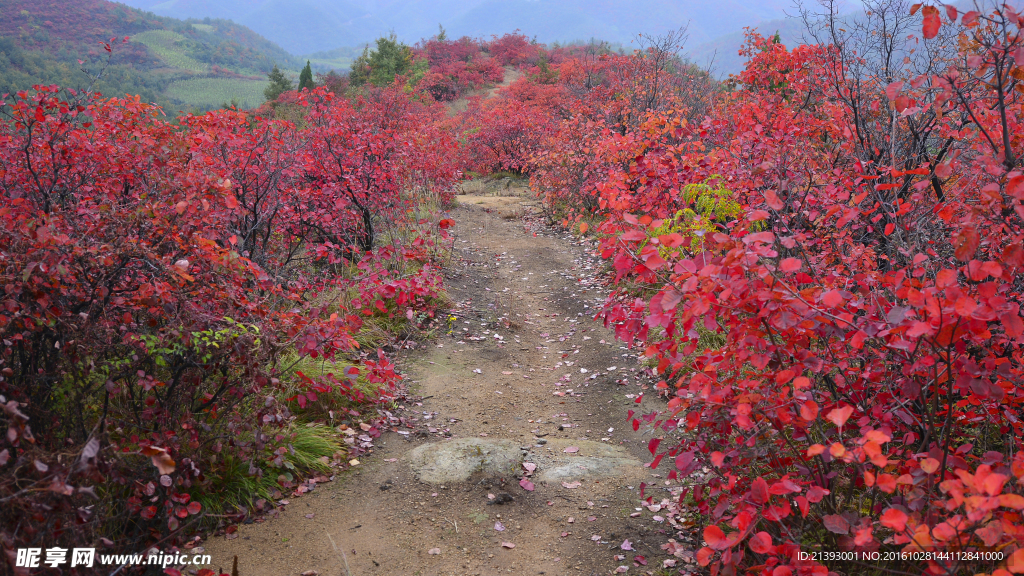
{"left": 116, "top": 0, "right": 805, "bottom": 55}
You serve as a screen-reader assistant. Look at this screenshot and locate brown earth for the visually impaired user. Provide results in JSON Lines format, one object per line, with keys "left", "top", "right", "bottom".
{"left": 201, "top": 185, "right": 700, "bottom": 576}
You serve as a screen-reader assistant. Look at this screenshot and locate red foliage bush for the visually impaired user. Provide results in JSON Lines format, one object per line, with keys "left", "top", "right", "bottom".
{"left": 585, "top": 10, "right": 1024, "bottom": 576}
{"left": 0, "top": 83, "right": 457, "bottom": 570}
{"left": 412, "top": 36, "right": 505, "bottom": 102}
{"left": 487, "top": 32, "right": 544, "bottom": 67}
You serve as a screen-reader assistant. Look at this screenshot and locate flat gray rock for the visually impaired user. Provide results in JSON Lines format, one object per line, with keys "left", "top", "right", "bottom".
{"left": 407, "top": 438, "right": 523, "bottom": 483}
{"left": 527, "top": 439, "right": 643, "bottom": 483}
{"left": 407, "top": 437, "right": 644, "bottom": 485}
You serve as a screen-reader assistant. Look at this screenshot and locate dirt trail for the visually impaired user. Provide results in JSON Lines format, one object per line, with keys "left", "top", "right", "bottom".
{"left": 203, "top": 187, "right": 685, "bottom": 576}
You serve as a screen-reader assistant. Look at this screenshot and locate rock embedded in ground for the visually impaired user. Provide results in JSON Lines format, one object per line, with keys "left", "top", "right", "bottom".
{"left": 407, "top": 438, "right": 523, "bottom": 483}
{"left": 528, "top": 439, "right": 643, "bottom": 483}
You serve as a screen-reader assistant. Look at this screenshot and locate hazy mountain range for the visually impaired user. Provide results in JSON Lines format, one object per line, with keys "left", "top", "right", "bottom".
{"left": 115, "top": 0, "right": 797, "bottom": 56}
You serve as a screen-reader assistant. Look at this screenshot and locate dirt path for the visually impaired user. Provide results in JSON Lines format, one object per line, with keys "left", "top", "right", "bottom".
{"left": 203, "top": 188, "right": 687, "bottom": 576}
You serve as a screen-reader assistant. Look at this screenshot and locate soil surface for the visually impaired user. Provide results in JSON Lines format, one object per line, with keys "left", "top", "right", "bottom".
{"left": 203, "top": 186, "right": 693, "bottom": 576}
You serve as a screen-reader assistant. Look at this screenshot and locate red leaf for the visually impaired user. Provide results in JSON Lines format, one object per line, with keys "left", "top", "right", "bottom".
{"left": 142, "top": 446, "right": 176, "bottom": 475}
{"left": 821, "top": 290, "right": 843, "bottom": 307}
{"left": 751, "top": 477, "right": 769, "bottom": 505}
{"left": 825, "top": 405, "right": 854, "bottom": 429}
{"left": 779, "top": 258, "right": 801, "bottom": 273}
{"left": 876, "top": 474, "right": 897, "bottom": 493}
{"left": 660, "top": 289, "right": 682, "bottom": 311}
{"left": 922, "top": 6, "right": 941, "bottom": 39}
{"left": 748, "top": 531, "right": 773, "bottom": 554}
{"left": 799, "top": 401, "right": 819, "bottom": 421}
{"left": 711, "top": 451, "right": 725, "bottom": 467}
{"left": 742, "top": 231, "right": 775, "bottom": 245}
{"left": 885, "top": 81, "right": 903, "bottom": 101}
{"left": 880, "top": 508, "right": 908, "bottom": 531}
{"left": 519, "top": 477, "right": 535, "bottom": 491}
{"left": 953, "top": 227, "right": 979, "bottom": 260}
{"left": 1007, "top": 174, "right": 1024, "bottom": 198}
{"left": 806, "top": 485, "right": 829, "bottom": 503}
{"left": 703, "top": 525, "right": 729, "bottom": 550}
{"left": 823, "top": 514, "right": 850, "bottom": 534}
{"left": 648, "top": 438, "right": 661, "bottom": 455}
{"left": 1002, "top": 313, "right": 1024, "bottom": 338}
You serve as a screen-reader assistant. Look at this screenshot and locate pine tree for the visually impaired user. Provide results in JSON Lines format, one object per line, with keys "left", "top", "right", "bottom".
{"left": 297, "top": 60, "right": 314, "bottom": 92}
{"left": 264, "top": 64, "right": 292, "bottom": 101}
{"left": 348, "top": 34, "right": 412, "bottom": 88}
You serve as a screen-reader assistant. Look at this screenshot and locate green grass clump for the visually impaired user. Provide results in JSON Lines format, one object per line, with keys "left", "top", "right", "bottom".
{"left": 193, "top": 424, "right": 343, "bottom": 515}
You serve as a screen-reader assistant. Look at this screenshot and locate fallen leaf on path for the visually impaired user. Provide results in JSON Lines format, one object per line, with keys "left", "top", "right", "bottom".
{"left": 501, "top": 542, "right": 516, "bottom": 549}
{"left": 304, "top": 513, "right": 315, "bottom": 519}
{"left": 472, "top": 368, "right": 482, "bottom": 374}
{"left": 301, "top": 571, "right": 318, "bottom": 576}
{"left": 519, "top": 478, "right": 535, "bottom": 491}
{"left": 620, "top": 539, "right": 633, "bottom": 550}
{"left": 591, "top": 535, "right": 602, "bottom": 541}
{"left": 494, "top": 521, "right": 505, "bottom": 531}
{"left": 523, "top": 462, "right": 536, "bottom": 475}
{"left": 561, "top": 531, "right": 570, "bottom": 537}
{"left": 502, "top": 371, "right": 513, "bottom": 375}
{"left": 562, "top": 481, "right": 582, "bottom": 489}
{"left": 615, "top": 567, "right": 628, "bottom": 573}
{"left": 563, "top": 446, "right": 579, "bottom": 453}
{"left": 567, "top": 516, "right": 574, "bottom": 523}
{"left": 428, "top": 548, "right": 441, "bottom": 555}
{"left": 488, "top": 493, "right": 496, "bottom": 500}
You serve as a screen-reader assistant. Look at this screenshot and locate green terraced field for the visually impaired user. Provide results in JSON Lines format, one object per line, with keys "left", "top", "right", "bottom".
{"left": 165, "top": 77, "right": 266, "bottom": 109}
{"left": 132, "top": 30, "right": 208, "bottom": 72}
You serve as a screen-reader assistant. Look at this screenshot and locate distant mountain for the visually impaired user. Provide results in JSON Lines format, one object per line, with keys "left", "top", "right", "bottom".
{"left": 687, "top": 0, "right": 1024, "bottom": 78}
{"left": 0, "top": 0, "right": 299, "bottom": 111}
{"left": 685, "top": 16, "right": 810, "bottom": 78}
{"left": 115, "top": 0, "right": 792, "bottom": 55}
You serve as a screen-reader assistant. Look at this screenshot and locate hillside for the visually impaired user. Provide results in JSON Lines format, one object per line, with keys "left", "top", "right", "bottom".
{"left": 0, "top": 0, "right": 300, "bottom": 111}
{"left": 116, "top": 0, "right": 791, "bottom": 55}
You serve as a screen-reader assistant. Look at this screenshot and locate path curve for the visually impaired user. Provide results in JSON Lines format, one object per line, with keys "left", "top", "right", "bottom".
{"left": 203, "top": 188, "right": 684, "bottom": 576}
